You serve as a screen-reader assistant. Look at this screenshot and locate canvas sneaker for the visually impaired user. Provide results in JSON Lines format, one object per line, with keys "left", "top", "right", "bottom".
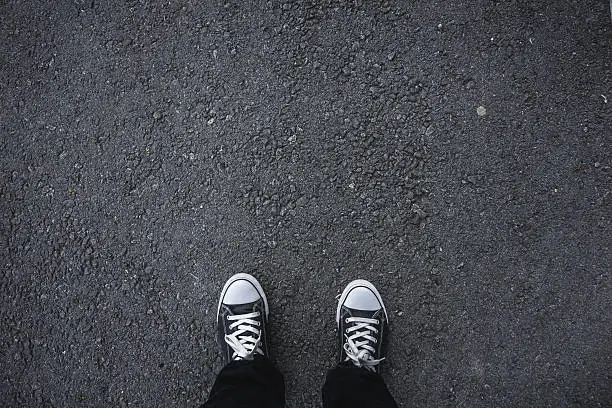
{"left": 336, "top": 279, "right": 389, "bottom": 372}
{"left": 216, "top": 273, "right": 269, "bottom": 363}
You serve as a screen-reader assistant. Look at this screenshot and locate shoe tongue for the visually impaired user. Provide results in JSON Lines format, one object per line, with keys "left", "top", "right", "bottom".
{"left": 344, "top": 306, "right": 383, "bottom": 320}
{"left": 225, "top": 300, "right": 261, "bottom": 316}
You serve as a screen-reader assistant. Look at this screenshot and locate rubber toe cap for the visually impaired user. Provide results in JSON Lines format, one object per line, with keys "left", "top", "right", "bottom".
{"left": 222, "top": 279, "right": 261, "bottom": 305}
{"left": 344, "top": 286, "right": 382, "bottom": 311}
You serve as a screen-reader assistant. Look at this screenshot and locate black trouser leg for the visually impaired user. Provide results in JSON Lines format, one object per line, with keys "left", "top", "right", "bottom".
{"left": 322, "top": 363, "right": 398, "bottom": 408}
{"left": 203, "top": 356, "right": 285, "bottom": 408}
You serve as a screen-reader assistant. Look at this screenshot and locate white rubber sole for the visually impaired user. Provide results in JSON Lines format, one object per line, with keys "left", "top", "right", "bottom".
{"left": 336, "top": 279, "right": 389, "bottom": 324}
{"left": 217, "top": 273, "right": 269, "bottom": 317}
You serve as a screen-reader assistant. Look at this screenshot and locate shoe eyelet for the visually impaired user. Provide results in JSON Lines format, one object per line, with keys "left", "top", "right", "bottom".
{"left": 345, "top": 318, "right": 350, "bottom": 323}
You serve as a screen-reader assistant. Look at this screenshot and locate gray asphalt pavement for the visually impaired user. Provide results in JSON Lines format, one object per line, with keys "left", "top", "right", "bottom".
{"left": 1, "top": 1, "right": 610, "bottom": 407}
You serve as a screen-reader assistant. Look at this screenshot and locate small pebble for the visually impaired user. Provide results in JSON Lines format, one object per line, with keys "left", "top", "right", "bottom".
{"left": 477, "top": 106, "right": 487, "bottom": 116}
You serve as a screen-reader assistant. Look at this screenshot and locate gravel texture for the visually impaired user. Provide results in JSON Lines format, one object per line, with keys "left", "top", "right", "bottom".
{"left": 1, "top": 1, "right": 610, "bottom": 407}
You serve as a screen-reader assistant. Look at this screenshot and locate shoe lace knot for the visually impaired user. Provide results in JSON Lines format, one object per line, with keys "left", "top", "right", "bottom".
{"left": 343, "top": 316, "right": 384, "bottom": 372}
{"left": 224, "top": 311, "right": 263, "bottom": 360}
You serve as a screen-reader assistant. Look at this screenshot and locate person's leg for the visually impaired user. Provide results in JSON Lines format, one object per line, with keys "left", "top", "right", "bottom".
{"left": 322, "top": 280, "right": 398, "bottom": 408}
{"left": 203, "top": 273, "right": 285, "bottom": 408}
{"left": 204, "top": 356, "right": 284, "bottom": 408}
{"left": 322, "top": 363, "right": 397, "bottom": 408}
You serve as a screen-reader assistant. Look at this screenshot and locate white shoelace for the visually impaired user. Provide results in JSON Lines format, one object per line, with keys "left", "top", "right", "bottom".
{"left": 343, "top": 316, "right": 384, "bottom": 371}
{"left": 224, "top": 311, "right": 263, "bottom": 360}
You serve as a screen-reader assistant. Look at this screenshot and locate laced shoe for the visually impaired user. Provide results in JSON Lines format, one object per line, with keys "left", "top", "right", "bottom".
{"left": 336, "top": 279, "right": 389, "bottom": 373}
{"left": 217, "top": 273, "right": 269, "bottom": 363}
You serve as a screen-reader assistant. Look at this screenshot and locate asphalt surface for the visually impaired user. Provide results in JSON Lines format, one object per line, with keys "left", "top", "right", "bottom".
{"left": 1, "top": 1, "right": 611, "bottom": 407}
